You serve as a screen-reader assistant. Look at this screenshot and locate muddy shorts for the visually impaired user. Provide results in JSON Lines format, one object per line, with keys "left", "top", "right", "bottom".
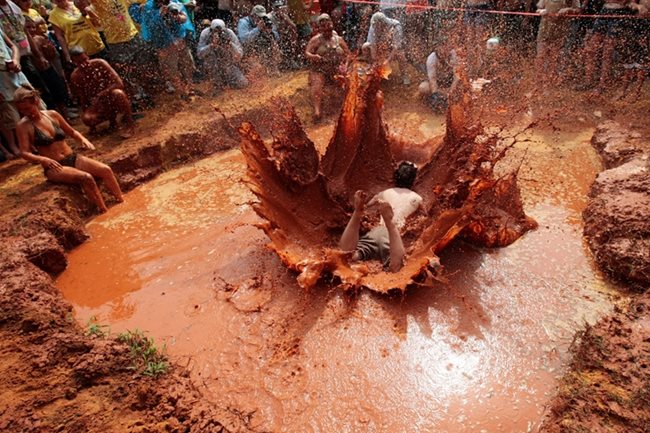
{"left": 356, "top": 226, "right": 391, "bottom": 266}
{"left": 0, "top": 101, "right": 20, "bottom": 130}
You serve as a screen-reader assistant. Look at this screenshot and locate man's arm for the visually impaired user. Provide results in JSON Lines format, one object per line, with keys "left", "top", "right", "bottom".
{"left": 196, "top": 28, "right": 212, "bottom": 59}
{"left": 237, "top": 17, "right": 260, "bottom": 44}
{"left": 228, "top": 30, "right": 244, "bottom": 60}
{"left": 304, "top": 34, "right": 321, "bottom": 62}
{"left": 3, "top": 32, "right": 21, "bottom": 72}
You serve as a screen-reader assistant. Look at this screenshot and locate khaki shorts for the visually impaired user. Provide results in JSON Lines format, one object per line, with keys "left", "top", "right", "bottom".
{"left": 0, "top": 101, "right": 20, "bottom": 130}
{"left": 356, "top": 226, "right": 391, "bottom": 266}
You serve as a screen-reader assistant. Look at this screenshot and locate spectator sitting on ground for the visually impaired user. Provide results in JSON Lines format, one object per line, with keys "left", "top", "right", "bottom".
{"left": 237, "top": 4, "right": 282, "bottom": 75}
{"left": 197, "top": 19, "right": 248, "bottom": 92}
{"left": 366, "top": 11, "right": 410, "bottom": 85}
{"left": 69, "top": 46, "right": 135, "bottom": 138}
{"left": 305, "top": 13, "right": 349, "bottom": 120}
{"left": 14, "top": 85, "right": 123, "bottom": 213}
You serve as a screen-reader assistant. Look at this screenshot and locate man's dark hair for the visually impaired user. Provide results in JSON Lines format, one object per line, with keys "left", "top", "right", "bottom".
{"left": 394, "top": 161, "right": 417, "bottom": 188}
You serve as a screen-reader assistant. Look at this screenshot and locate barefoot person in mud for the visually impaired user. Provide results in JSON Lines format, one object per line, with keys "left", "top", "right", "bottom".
{"left": 14, "top": 86, "right": 123, "bottom": 213}
{"left": 68, "top": 46, "right": 135, "bottom": 138}
{"left": 339, "top": 161, "right": 423, "bottom": 272}
{"left": 305, "top": 13, "right": 350, "bottom": 120}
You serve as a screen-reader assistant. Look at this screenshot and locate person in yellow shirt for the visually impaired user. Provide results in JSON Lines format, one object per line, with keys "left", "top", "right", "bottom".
{"left": 48, "top": 0, "right": 105, "bottom": 64}
{"left": 16, "top": 0, "right": 47, "bottom": 33}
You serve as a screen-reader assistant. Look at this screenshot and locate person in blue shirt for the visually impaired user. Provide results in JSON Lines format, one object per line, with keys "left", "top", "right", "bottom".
{"left": 237, "top": 4, "right": 281, "bottom": 75}
{"left": 139, "top": 0, "right": 195, "bottom": 98}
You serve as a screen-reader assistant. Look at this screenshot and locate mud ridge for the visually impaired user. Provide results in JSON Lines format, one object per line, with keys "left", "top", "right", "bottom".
{"left": 583, "top": 121, "right": 649, "bottom": 289}
{"left": 0, "top": 103, "right": 288, "bottom": 433}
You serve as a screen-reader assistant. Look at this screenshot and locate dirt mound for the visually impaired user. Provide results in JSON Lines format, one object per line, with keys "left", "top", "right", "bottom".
{"left": 584, "top": 122, "right": 650, "bottom": 289}
{"left": 540, "top": 293, "right": 650, "bottom": 433}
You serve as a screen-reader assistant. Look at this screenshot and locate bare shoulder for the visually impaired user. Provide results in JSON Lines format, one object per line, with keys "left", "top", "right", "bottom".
{"left": 16, "top": 116, "right": 32, "bottom": 131}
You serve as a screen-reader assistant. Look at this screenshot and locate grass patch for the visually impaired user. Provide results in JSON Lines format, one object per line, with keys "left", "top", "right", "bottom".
{"left": 86, "top": 316, "right": 109, "bottom": 338}
{"left": 117, "top": 329, "right": 169, "bottom": 376}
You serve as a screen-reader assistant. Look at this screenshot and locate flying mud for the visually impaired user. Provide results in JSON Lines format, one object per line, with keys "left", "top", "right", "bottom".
{"left": 239, "top": 61, "right": 538, "bottom": 293}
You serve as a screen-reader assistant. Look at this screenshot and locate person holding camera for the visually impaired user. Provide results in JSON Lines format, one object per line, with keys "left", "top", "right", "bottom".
{"left": 197, "top": 19, "right": 248, "bottom": 91}
{"left": 237, "top": 4, "right": 281, "bottom": 75}
{"left": 140, "top": 0, "right": 196, "bottom": 99}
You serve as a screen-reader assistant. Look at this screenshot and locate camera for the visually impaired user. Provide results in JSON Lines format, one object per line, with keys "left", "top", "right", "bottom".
{"left": 261, "top": 15, "right": 273, "bottom": 28}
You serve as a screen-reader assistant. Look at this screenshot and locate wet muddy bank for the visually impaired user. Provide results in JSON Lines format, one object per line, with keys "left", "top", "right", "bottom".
{"left": 0, "top": 245, "right": 245, "bottom": 433}
{"left": 583, "top": 122, "right": 649, "bottom": 289}
{"left": 537, "top": 121, "right": 650, "bottom": 433}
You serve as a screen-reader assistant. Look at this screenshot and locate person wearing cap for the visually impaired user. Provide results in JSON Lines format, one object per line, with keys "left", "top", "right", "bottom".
{"left": 366, "top": 11, "right": 409, "bottom": 85}
{"left": 68, "top": 46, "right": 135, "bottom": 138}
{"left": 13, "top": 85, "right": 123, "bottom": 213}
{"left": 237, "top": 4, "right": 281, "bottom": 74}
{"left": 197, "top": 19, "right": 248, "bottom": 91}
{"left": 305, "top": 13, "right": 349, "bottom": 120}
{"left": 140, "top": 0, "right": 196, "bottom": 99}
{"left": 339, "top": 162, "right": 423, "bottom": 273}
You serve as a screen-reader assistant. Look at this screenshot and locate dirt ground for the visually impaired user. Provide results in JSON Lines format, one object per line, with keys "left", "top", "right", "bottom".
{"left": 0, "top": 68, "right": 648, "bottom": 432}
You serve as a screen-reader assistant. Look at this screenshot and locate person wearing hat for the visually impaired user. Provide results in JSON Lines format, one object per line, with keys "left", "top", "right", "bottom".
{"left": 13, "top": 85, "right": 123, "bottom": 213}
{"left": 237, "top": 4, "right": 281, "bottom": 74}
{"left": 197, "top": 19, "right": 248, "bottom": 91}
{"left": 339, "top": 162, "right": 423, "bottom": 273}
{"left": 366, "top": 11, "right": 409, "bottom": 85}
{"left": 305, "top": 13, "right": 349, "bottom": 120}
{"left": 140, "top": 0, "right": 196, "bottom": 98}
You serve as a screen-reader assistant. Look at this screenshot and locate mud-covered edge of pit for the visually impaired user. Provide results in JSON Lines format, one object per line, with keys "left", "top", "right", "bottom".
{"left": 0, "top": 106, "right": 285, "bottom": 432}
{"left": 538, "top": 122, "right": 649, "bottom": 433}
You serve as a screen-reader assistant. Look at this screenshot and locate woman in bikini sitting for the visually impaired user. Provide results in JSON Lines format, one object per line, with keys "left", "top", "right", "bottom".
{"left": 305, "top": 13, "right": 350, "bottom": 121}
{"left": 14, "top": 86, "right": 123, "bottom": 213}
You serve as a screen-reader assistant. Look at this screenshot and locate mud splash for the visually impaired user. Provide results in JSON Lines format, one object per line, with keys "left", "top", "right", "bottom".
{"left": 239, "top": 62, "right": 537, "bottom": 293}
{"left": 56, "top": 128, "right": 616, "bottom": 432}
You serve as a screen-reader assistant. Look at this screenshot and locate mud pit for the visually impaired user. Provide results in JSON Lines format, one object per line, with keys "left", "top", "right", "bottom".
{"left": 58, "top": 106, "right": 618, "bottom": 432}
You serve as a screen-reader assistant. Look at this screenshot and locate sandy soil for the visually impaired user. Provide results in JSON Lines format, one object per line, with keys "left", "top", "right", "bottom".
{"left": 0, "top": 67, "right": 648, "bottom": 432}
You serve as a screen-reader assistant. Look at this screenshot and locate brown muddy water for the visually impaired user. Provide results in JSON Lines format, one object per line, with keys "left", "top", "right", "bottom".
{"left": 58, "top": 114, "right": 616, "bottom": 433}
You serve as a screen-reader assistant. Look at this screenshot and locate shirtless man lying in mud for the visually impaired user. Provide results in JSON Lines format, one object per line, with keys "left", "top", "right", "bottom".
{"left": 339, "top": 161, "right": 422, "bottom": 272}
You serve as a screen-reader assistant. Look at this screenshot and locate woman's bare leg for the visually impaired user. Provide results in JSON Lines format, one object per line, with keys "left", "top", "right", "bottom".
{"left": 46, "top": 166, "right": 108, "bottom": 212}
{"left": 75, "top": 155, "right": 123, "bottom": 202}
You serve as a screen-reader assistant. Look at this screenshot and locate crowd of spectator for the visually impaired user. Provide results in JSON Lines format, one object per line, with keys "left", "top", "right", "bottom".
{"left": 0, "top": 0, "right": 648, "bottom": 161}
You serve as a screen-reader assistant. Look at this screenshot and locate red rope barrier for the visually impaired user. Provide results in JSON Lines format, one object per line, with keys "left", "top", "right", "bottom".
{"left": 341, "top": 0, "right": 650, "bottom": 19}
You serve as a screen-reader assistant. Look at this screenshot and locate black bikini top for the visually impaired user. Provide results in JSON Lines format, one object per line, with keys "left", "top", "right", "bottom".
{"left": 33, "top": 113, "right": 66, "bottom": 147}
